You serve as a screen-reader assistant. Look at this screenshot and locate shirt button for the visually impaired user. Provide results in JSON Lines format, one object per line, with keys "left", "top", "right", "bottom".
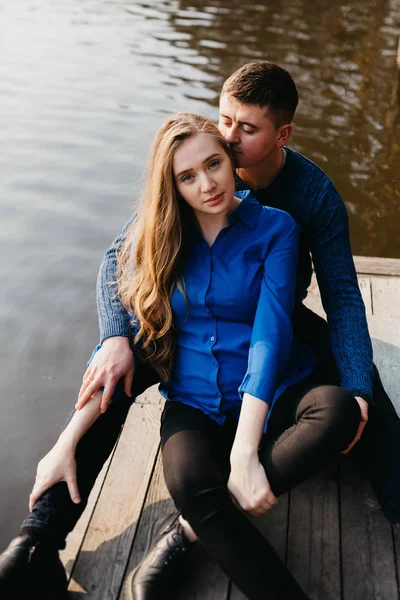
{"left": 210, "top": 336, "right": 215, "bottom": 342}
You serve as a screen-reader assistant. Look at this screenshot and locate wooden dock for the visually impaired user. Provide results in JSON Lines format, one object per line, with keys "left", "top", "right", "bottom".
{"left": 60, "top": 256, "right": 400, "bottom": 600}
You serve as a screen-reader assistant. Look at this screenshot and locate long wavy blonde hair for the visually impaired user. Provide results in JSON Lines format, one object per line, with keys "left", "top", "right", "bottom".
{"left": 117, "top": 113, "right": 233, "bottom": 380}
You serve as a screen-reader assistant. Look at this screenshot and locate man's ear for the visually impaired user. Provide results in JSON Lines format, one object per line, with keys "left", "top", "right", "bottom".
{"left": 278, "top": 124, "right": 292, "bottom": 146}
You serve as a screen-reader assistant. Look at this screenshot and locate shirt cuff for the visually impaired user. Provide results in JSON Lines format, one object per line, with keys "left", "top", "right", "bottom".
{"left": 238, "top": 372, "right": 274, "bottom": 408}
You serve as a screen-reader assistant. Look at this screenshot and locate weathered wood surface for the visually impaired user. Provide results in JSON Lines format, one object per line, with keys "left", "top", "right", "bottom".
{"left": 62, "top": 261, "right": 400, "bottom": 599}
{"left": 353, "top": 255, "right": 400, "bottom": 276}
{"left": 340, "top": 458, "right": 398, "bottom": 600}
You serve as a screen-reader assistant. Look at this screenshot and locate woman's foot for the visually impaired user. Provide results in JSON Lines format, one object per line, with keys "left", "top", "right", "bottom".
{"left": 0, "top": 534, "right": 68, "bottom": 599}
{"left": 125, "top": 513, "right": 193, "bottom": 600}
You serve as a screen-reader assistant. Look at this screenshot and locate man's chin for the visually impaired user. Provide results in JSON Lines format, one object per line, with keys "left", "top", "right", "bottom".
{"left": 234, "top": 158, "right": 250, "bottom": 170}
{"left": 233, "top": 154, "right": 247, "bottom": 169}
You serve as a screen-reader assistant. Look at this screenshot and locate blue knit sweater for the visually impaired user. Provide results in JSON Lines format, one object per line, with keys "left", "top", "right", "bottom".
{"left": 96, "top": 147, "right": 373, "bottom": 400}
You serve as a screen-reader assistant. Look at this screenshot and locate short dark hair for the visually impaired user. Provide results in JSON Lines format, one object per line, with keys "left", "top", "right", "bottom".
{"left": 221, "top": 61, "right": 298, "bottom": 127}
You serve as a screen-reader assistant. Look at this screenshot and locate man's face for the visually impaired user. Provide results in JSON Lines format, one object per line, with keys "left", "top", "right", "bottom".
{"left": 218, "top": 94, "right": 281, "bottom": 169}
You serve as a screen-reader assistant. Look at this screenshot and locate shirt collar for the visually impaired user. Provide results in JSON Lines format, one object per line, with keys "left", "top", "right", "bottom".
{"left": 228, "top": 189, "right": 261, "bottom": 229}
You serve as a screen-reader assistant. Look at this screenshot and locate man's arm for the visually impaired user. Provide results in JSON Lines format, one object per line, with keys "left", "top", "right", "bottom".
{"left": 96, "top": 215, "right": 134, "bottom": 343}
{"left": 309, "top": 182, "right": 374, "bottom": 403}
{"left": 77, "top": 215, "right": 137, "bottom": 412}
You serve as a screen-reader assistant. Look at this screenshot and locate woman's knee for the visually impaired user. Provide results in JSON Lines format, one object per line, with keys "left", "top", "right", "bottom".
{"left": 162, "top": 443, "right": 222, "bottom": 513}
{"left": 163, "top": 459, "right": 229, "bottom": 529}
{"left": 164, "top": 465, "right": 200, "bottom": 510}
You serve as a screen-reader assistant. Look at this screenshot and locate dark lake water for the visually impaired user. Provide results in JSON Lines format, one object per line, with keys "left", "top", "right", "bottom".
{"left": 0, "top": 0, "right": 399, "bottom": 549}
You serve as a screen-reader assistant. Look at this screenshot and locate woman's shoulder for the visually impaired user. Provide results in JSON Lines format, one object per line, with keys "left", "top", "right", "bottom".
{"left": 235, "top": 190, "right": 299, "bottom": 233}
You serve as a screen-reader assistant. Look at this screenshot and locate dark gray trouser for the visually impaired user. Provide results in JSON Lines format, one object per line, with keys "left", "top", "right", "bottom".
{"left": 21, "top": 305, "right": 400, "bottom": 547}
{"left": 292, "top": 303, "right": 400, "bottom": 523}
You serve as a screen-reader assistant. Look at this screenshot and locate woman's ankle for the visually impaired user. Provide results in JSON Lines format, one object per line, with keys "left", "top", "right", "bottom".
{"left": 178, "top": 515, "right": 198, "bottom": 543}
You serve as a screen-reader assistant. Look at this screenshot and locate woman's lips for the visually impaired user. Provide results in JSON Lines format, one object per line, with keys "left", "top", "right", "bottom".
{"left": 205, "top": 193, "right": 224, "bottom": 206}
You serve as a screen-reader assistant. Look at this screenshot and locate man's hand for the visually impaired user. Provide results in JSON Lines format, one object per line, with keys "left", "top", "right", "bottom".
{"left": 341, "top": 396, "right": 369, "bottom": 455}
{"left": 76, "top": 336, "right": 135, "bottom": 413}
{"left": 29, "top": 441, "right": 79, "bottom": 511}
{"left": 228, "top": 448, "right": 278, "bottom": 517}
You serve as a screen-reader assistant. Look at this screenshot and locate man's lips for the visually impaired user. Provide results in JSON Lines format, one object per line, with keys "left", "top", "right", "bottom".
{"left": 227, "top": 143, "right": 242, "bottom": 154}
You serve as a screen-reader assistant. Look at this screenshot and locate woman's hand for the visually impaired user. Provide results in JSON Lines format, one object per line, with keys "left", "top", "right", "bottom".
{"left": 29, "top": 442, "right": 80, "bottom": 512}
{"left": 228, "top": 448, "right": 278, "bottom": 517}
{"left": 341, "top": 396, "right": 369, "bottom": 455}
{"left": 76, "top": 336, "right": 135, "bottom": 413}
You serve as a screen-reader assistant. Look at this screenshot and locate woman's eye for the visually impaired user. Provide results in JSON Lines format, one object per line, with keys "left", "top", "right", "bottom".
{"left": 209, "top": 160, "right": 220, "bottom": 169}
{"left": 181, "top": 173, "right": 192, "bottom": 183}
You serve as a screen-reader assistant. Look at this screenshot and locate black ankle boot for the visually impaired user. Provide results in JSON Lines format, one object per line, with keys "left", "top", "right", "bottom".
{"left": 0, "top": 535, "right": 68, "bottom": 599}
{"left": 125, "top": 514, "right": 192, "bottom": 600}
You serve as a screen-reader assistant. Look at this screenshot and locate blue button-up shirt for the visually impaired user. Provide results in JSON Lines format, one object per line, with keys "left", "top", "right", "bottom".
{"left": 159, "top": 191, "right": 316, "bottom": 429}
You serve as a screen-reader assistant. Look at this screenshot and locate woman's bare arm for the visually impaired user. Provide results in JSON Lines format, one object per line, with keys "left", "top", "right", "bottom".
{"left": 29, "top": 390, "right": 103, "bottom": 511}
{"left": 228, "top": 393, "right": 277, "bottom": 517}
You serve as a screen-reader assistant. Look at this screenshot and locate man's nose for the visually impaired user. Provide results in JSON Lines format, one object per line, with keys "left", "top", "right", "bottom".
{"left": 224, "top": 124, "right": 239, "bottom": 144}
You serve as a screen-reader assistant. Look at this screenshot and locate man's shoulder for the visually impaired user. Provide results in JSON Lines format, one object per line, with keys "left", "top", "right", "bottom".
{"left": 285, "top": 147, "right": 335, "bottom": 190}
{"left": 286, "top": 147, "right": 328, "bottom": 175}
{"left": 285, "top": 148, "right": 346, "bottom": 212}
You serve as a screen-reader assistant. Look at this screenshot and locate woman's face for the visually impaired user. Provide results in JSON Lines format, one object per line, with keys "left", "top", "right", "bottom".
{"left": 173, "top": 133, "right": 236, "bottom": 219}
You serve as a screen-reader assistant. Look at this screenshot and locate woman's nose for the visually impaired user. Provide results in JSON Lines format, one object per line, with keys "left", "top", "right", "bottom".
{"left": 200, "top": 173, "right": 216, "bottom": 193}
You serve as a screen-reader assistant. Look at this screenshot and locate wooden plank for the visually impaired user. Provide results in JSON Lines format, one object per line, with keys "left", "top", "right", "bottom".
{"left": 135, "top": 384, "right": 164, "bottom": 405}
{"left": 340, "top": 456, "right": 398, "bottom": 600}
{"left": 368, "top": 316, "right": 400, "bottom": 348}
{"left": 353, "top": 256, "right": 400, "bottom": 277}
{"left": 359, "top": 277, "right": 373, "bottom": 316}
{"left": 286, "top": 462, "right": 341, "bottom": 600}
{"left": 368, "top": 314, "right": 400, "bottom": 414}
{"left": 370, "top": 336, "right": 400, "bottom": 415}
{"left": 60, "top": 452, "right": 113, "bottom": 580}
{"left": 303, "top": 274, "right": 325, "bottom": 318}
{"left": 392, "top": 524, "right": 400, "bottom": 595}
{"left": 302, "top": 275, "right": 399, "bottom": 414}
{"left": 371, "top": 277, "right": 400, "bottom": 319}
{"left": 303, "top": 275, "right": 372, "bottom": 318}
{"left": 123, "top": 450, "right": 229, "bottom": 600}
{"left": 67, "top": 402, "right": 163, "bottom": 599}
{"left": 60, "top": 385, "right": 162, "bottom": 580}
{"left": 229, "top": 493, "right": 289, "bottom": 599}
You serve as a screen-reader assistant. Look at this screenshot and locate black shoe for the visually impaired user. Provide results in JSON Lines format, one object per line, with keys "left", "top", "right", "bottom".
{"left": 0, "top": 535, "right": 68, "bottom": 599}
{"left": 125, "top": 513, "right": 192, "bottom": 600}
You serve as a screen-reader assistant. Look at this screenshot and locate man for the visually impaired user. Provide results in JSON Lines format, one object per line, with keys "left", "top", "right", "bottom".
{"left": 0, "top": 61, "right": 398, "bottom": 599}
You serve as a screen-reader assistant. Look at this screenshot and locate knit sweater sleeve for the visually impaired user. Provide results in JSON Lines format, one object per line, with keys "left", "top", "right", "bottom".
{"left": 96, "top": 216, "right": 134, "bottom": 343}
{"left": 309, "top": 182, "right": 374, "bottom": 401}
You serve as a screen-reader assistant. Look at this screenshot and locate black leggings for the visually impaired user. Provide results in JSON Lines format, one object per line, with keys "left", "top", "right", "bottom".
{"left": 161, "top": 381, "right": 361, "bottom": 600}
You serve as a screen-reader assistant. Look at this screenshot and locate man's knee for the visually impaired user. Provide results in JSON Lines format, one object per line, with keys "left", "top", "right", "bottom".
{"left": 301, "top": 385, "right": 360, "bottom": 443}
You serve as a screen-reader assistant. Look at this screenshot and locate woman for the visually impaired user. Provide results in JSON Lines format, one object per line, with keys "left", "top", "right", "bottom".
{"left": 0, "top": 114, "right": 360, "bottom": 600}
